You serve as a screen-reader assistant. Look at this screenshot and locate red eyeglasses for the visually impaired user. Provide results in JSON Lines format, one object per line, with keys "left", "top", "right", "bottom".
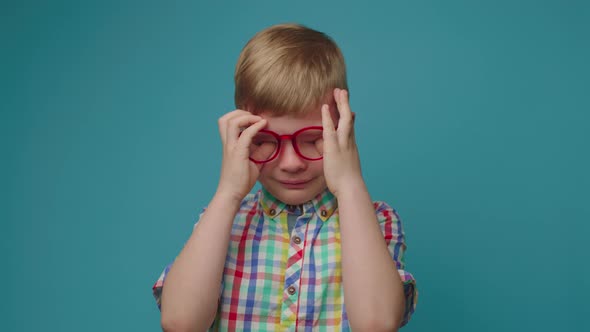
{"left": 248, "top": 126, "right": 324, "bottom": 164}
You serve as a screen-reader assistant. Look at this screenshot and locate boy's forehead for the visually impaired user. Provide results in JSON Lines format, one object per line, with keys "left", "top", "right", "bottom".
{"left": 260, "top": 105, "right": 339, "bottom": 133}
{"left": 249, "top": 90, "right": 336, "bottom": 115}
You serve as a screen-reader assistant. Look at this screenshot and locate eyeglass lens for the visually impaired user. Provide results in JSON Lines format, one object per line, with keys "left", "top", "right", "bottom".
{"left": 249, "top": 128, "right": 324, "bottom": 162}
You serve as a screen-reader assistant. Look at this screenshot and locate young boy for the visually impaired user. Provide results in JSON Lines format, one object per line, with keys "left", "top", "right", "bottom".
{"left": 153, "top": 23, "right": 417, "bottom": 331}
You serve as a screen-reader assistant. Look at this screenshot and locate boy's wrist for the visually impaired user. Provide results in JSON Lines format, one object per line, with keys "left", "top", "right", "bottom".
{"left": 212, "top": 190, "right": 244, "bottom": 208}
{"left": 333, "top": 176, "right": 367, "bottom": 199}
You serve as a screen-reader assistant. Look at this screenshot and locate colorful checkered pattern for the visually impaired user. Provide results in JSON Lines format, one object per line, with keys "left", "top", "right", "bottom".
{"left": 153, "top": 188, "right": 417, "bottom": 331}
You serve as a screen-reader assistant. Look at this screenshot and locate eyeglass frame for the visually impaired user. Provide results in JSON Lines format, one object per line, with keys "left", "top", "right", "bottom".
{"left": 248, "top": 126, "right": 325, "bottom": 164}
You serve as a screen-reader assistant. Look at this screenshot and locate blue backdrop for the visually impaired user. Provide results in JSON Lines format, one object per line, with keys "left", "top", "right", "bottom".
{"left": 3, "top": 1, "right": 589, "bottom": 331}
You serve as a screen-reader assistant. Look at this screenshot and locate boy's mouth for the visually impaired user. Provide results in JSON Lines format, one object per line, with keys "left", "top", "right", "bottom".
{"left": 278, "top": 179, "right": 311, "bottom": 188}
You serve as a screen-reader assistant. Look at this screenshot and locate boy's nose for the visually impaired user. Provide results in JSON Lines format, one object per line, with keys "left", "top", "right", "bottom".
{"left": 278, "top": 141, "right": 307, "bottom": 172}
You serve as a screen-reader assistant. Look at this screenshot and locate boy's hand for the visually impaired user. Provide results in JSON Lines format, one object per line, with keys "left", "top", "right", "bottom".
{"left": 321, "top": 88, "right": 364, "bottom": 197}
{"left": 216, "top": 110, "right": 267, "bottom": 203}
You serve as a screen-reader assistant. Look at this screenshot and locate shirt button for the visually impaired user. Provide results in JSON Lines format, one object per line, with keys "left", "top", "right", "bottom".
{"left": 321, "top": 210, "right": 328, "bottom": 217}
{"left": 287, "top": 286, "right": 296, "bottom": 295}
{"left": 269, "top": 209, "right": 276, "bottom": 216}
{"left": 293, "top": 236, "right": 302, "bottom": 245}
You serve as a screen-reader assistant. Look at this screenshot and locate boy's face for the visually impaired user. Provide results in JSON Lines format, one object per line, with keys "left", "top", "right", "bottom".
{"left": 256, "top": 96, "right": 339, "bottom": 205}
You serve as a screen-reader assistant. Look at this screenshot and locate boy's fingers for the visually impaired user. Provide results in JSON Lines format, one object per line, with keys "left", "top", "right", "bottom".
{"left": 219, "top": 109, "right": 248, "bottom": 143}
{"left": 322, "top": 104, "right": 335, "bottom": 130}
{"left": 332, "top": 89, "right": 354, "bottom": 149}
{"left": 236, "top": 119, "right": 267, "bottom": 150}
{"left": 321, "top": 104, "right": 337, "bottom": 143}
{"left": 335, "top": 89, "right": 353, "bottom": 130}
{"left": 227, "top": 114, "right": 264, "bottom": 144}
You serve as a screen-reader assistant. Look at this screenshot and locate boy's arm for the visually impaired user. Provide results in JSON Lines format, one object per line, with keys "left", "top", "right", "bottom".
{"left": 159, "top": 110, "right": 267, "bottom": 332}
{"left": 160, "top": 192, "right": 240, "bottom": 332}
{"left": 322, "top": 89, "right": 405, "bottom": 331}
{"left": 337, "top": 182, "right": 406, "bottom": 331}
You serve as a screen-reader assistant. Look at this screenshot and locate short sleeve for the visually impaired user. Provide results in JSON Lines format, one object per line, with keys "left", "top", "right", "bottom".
{"left": 152, "top": 264, "right": 172, "bottom": 310}
{"left": 374, "top": 201, "right": 418, "bottom": 327}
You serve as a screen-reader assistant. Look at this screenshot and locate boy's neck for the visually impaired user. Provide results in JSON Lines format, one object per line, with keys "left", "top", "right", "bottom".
{"left": 285, "top": 204, "right": 304, "bottom": 213}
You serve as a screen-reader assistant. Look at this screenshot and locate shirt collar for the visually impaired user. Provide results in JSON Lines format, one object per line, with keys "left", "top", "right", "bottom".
{"left": 259, "top": 187, "right": 338, "bottom": 222}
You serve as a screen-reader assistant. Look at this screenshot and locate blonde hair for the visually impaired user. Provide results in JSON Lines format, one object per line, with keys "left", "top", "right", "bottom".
{"left": 234, "top": 23, "right": 348, "bottom": 116}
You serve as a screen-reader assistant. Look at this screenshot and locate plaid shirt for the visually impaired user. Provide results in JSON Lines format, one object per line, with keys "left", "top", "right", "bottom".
{"left": 153, "top": 187, "right": 417, "bottom": 331}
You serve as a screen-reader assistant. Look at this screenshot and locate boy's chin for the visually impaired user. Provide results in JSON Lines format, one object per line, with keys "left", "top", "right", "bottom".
{"left": 264, "top": 183, "right": 327, "bottom": 205}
